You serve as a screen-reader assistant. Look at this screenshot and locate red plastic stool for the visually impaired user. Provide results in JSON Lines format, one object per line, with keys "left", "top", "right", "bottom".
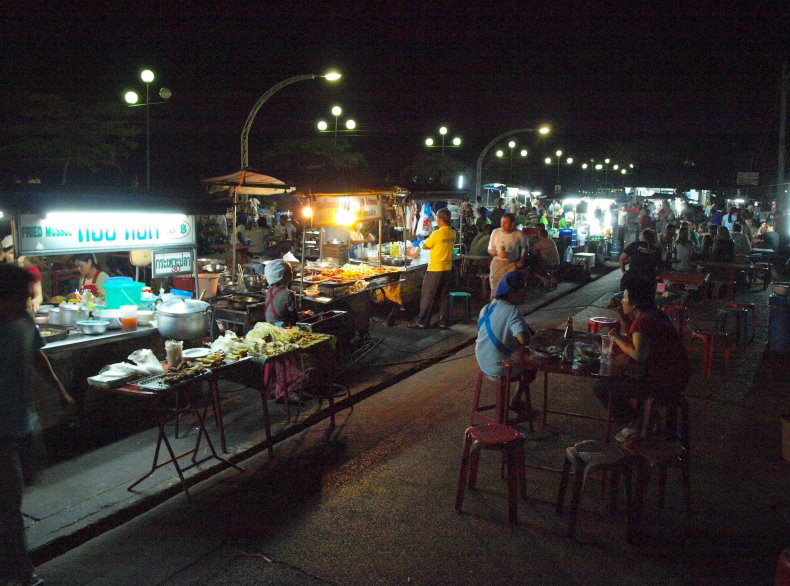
{"left": 588, "top": 316, "right": 619, "bottom": 334}
{"left": 455, "top": 424, "right": 528, "bottom": 524}
{"left": 470, "top": 363, "right": 534, "bottom": 431}
{"left": 688, "top": 328, "right": 732, "bottom": 378}
{"left": 662, "top": 304, "right": 688, "bottom": 341}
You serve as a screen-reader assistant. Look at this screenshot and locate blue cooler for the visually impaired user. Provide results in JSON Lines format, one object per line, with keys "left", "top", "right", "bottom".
{"left": 769, "top": 294, "right": 790, "bottom": 352}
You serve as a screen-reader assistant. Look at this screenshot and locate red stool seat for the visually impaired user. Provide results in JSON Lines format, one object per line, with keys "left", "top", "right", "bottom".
{"left": 455, "top": 424, "right": 528, "bottom": 525}
{"left": 470, "top": 365, "right": 535, "bottom": 431}
{"left": 588, "top": 316, "right": 619, "bottom": 334}
{"left": 688, "top": 328, "right": 731, "bottom": 378}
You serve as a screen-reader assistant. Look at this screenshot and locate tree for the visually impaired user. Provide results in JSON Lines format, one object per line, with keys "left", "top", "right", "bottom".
{"left": 401, "top": 151, "right": 466, "bottom": 187}
{"left": 257, "top": 136, "right": 367, "bottom": 181}
{"left": 1, "top": 93, "right": 139, "bottom": 185}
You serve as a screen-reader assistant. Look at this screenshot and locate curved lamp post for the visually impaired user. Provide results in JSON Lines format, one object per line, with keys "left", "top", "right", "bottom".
{"left": 475, "top": 125, "right": 550, "bottom": 199}
{"left": 240, "top": 70, "right": 341, "bottom": 169}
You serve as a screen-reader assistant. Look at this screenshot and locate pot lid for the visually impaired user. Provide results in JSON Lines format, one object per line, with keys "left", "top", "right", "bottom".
{"left": 158, "top": 299, "right": 210, "bottom": 315}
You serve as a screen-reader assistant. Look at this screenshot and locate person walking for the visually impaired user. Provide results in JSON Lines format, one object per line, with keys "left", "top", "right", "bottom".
{"left": 409, "top": 208, "right": 456, "bottom": 329}
{"left": 487, "top": 213, "right": 528, "bottom": 299}
{"left": 1, "top": 264, "right": 74, "bottom": 586}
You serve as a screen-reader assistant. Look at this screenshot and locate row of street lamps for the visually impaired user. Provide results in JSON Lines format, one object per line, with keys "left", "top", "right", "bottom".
{"left": 121, "top": 66, "right": 633, "bottom": 197}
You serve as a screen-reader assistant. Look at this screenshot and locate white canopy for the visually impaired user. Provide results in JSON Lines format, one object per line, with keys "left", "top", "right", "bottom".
{"left": 201, "top": 170, "right": 294, "bottom": 196}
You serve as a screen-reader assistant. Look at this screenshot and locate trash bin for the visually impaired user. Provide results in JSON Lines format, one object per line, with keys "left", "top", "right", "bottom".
{"left": 769, "top": 294, "right": 790, "bottom": 352}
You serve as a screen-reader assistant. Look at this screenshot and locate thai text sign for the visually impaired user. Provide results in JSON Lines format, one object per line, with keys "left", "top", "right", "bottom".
{"left": 17, "top": 213, "right": 196, "bottom": 255}
{"left": 313, "top": 194, "right": 382, "bottom": 227}
{"left": 736, "top": 172, "right": 759, "bottom": 186}
{"left": 152, "top": 250, "right": 195, "bottom": 277}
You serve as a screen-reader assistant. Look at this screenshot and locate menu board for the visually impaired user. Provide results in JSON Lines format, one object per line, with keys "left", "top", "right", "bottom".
{"left": 17, "top": 212, "right": 196, "bottom": 255}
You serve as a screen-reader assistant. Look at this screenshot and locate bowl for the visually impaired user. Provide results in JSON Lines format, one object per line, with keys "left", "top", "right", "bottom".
{"left": 137, "top": 310, "right": 156, "bottom": 326}
{"left": 76, "top": 320, "right": 110, "bottom": 335}
{"left": 94, "top": 309, "right": 122, "bottom": 329}
{"left": 773, "top": 284, "right": 789, "bottom": 296}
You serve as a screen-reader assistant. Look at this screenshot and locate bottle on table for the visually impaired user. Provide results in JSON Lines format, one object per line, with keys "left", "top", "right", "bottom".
{"left": 562, "top": 316, "right": 575, "bottom": 363}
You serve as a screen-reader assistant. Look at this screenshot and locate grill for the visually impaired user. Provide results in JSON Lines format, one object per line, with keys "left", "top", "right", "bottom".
{"left": 210, "top": 292, "right": 268, "bottom": 338}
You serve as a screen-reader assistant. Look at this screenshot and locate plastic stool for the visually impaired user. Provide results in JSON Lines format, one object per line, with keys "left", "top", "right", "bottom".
{"left": 455, "top": 424, "right": 528, "bottom": 524}
{"left": 688, "top": 325, "right": 731, "bottom": 378}
{"left": 723, "top": 301, "right": 756, "bottom": 344}
{"left": 754, "top": 261, "right": 772, "bottom": 291}
{"left": 448, "top": 291, "right": 472, "bottom": 322}
{"left": 470, "top": 364, "right": 534, "bottom": 431}
{"left": 588, "top": 316, "right": 619, "bottom": 334}
{"left": 556, "top": 440, "right": 635, "bottom": 539}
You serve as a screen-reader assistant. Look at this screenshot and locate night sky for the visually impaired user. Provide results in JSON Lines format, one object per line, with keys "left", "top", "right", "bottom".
{"left": 2, "top": 2, "right": 789, "bottom": 192}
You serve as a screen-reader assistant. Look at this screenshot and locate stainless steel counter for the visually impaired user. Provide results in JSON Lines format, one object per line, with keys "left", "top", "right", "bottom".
{"left": 42, "top": 325, "right": 160, "bottom": 354}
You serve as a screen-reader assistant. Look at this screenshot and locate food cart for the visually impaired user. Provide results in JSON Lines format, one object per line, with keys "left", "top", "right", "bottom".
{"left": 0, "top": 187, "right": 223, "bottom": 429}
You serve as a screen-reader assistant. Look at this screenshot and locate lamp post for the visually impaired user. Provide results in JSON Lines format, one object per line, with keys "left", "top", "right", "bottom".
{"left": 317, "top": 106, "right": 357, "bottom": 146}
{"left": 495, "top": 141, "right": 528, "bottom": 185}
{"left": 544, "top": 150, "right": 574, "bottom": 196}
{"left": 425, "top": 126, "right": 462, "bottom": 157}
{"left": 124, "top": 69, "right": 171, "bottom": 189}
{"left": 240, "top": 70, "right": 341, "bottom": 169}
{"left": 475, "top": 125, "right": 550, "bottom": 202}
{"left": 299, "top": 200, "right": 314, "bottom": 309}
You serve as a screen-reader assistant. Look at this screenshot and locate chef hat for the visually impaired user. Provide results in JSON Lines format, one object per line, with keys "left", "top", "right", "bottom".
{"left": 1, "top": 235, "right": 13, "bottom": 249}
{"left": 264, "top": 259, "right": 287, "bottom": 285}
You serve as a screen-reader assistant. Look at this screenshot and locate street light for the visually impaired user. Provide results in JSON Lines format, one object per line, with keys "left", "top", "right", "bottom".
{"left": 425, "top": 125, "right": 462, "bottom": 156}
{"left": 545, "top": 150, "right": 575, "bottom": 195}
{"left": 475, "top": 125, "right": 550, "bottom": 199}
{"left": 241, "top": 69, "right": 341, "bottom": 169}
{"left": 495, "top": 139, "right": 528, "bottom": 185}
{"left": 123, "top": 68, "right": 171, "bottom": 189}
{"left": 316, "top": 104, "right": 357, "bottom": 147}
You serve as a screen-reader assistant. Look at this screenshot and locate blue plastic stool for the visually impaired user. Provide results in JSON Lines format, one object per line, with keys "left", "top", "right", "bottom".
{"left": 449, "top": 291, "right": 472, "bottom": 322}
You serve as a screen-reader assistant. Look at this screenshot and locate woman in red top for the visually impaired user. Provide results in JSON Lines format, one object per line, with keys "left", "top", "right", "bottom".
{"left": 593, "top": 274, "right": 690, "bottom": 442}
{"left": 73, "top": 254, "right": 110, "bottom": 298}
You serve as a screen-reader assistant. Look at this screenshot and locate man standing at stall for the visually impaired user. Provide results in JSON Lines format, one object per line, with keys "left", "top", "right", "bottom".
{"left": 487, "top": 213, "right": 528, "bottom": 299}
{"left": 1, "top": 264, "right": 73, "bottom": 586}
{"left": 409, "top": 208, "right": 455, "bottom": 329}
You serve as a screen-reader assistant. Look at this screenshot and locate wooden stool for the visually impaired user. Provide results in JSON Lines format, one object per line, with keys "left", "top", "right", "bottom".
{"left": 455, "top": 424, "right": 528, "bottom": 525}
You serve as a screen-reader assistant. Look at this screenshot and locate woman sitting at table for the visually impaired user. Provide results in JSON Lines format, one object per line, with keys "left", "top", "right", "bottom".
{"left": 674, "top": 226, "right": 694, "bottom": 271}
{"left": 594, "top": 275, "right": 690, "bottom": 442}
{"left": 701, "top": 224, "right": 717, "bottom": 259}
{"left": 73, "top": 253, "right": 110, "bottom": 298}
{"left": 475, "top": 270, "right": 537, "bottom": 420}
{"left": 710, "top": 226, "right": 735, "bottom": 262}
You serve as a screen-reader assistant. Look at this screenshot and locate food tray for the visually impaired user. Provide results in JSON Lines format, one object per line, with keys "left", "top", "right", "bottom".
{"left": 87, "top": 372, "right": 139, "bottom": 390}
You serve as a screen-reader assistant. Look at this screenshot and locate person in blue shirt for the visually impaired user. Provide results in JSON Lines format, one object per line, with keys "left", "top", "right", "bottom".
{"left": 0, "top": 264, "right": 73, "bottom": 586}
{"left": 475, "top": 270, "right": 537, "bottom": 420}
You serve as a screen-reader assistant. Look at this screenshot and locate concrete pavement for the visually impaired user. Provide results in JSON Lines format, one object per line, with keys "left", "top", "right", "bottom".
{"left": 30, "top": 269, "right": 790, "bottom": 584}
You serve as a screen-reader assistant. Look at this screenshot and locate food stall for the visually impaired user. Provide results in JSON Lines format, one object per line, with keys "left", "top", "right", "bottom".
{"left": 0, "top": 187, "right": 224, "bottom": 429}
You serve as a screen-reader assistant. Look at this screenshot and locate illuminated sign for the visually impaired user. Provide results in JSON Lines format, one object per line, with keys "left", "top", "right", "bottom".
{"left": 152, "top": 250, "right": 194, "bottom": 277}
{"left": 312, "top": 195, "right": 382, "bottom": 227}
{"left": 17, "top": 212, "right": 196, "bottom": 255}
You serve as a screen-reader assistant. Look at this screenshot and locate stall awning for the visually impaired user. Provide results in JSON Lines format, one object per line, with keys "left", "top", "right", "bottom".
{"left": 201, "top": 170, "right": 294, "bottom": 196}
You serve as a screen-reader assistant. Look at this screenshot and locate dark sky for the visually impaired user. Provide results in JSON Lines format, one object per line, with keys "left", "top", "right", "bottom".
{"left": 2, "top": 1, "right": 789, "bottom": 190}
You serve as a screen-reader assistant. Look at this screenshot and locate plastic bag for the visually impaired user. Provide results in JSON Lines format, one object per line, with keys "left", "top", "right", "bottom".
{"left": 210, "top": 331, "right": 239, "bottom": 354}
{"left": 127, "top": 349, "right": 165, "bottom": 375}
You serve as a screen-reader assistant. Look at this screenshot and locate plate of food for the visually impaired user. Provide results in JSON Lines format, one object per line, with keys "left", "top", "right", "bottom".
{"left": 575, "top": 343, "right": 601, "bottom": 362}
{"left": 530, "top": 344, "right": 561, "bottom": 357}
{"left": 183, "top": 348, "right": 211, "bottom": 360}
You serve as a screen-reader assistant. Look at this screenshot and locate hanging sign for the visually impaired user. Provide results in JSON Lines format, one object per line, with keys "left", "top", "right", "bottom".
{"left": 312, "top": 194, "right": 382, "bottom": 227}
{"left": 17, "top": 212, "right": 196, "bottom": 255}
{"left": 152, "top": 249, "right": 195, "bottom": 277}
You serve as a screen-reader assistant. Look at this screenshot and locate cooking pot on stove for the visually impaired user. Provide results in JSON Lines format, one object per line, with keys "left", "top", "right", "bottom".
{"left": 156, "top": 299, "right": 210, "bottom": 340}
{"left": 226, "top": 295, "right": 260, "bottom": 310}
{"left": 243, "top": 273, "right": 265, "bottom": 291}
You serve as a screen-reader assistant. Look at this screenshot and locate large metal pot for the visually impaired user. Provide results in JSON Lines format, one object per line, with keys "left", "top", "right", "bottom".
{"left": 243, "top": 273, "right": 264, "bottom": 291}
{"left": 58, "top": 303, "right": 86, "bottom": 326}
{"left": 197, "top": 258, "right": 227, "bottom": 273}
{"left": 156, "top": 299, "right": 210, "bottom": 340}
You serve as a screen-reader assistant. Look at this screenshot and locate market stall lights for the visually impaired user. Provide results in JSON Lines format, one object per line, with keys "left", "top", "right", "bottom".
{"left": 345, "top": 119, "right": 356, "bottom": 130}
{"left": 45, "top": 212, "right": 187, "bottom": 222}
{"left": 140, "top": 69, "right": 154, "bottom": 83}
{"left": 439, "top": 127, "right": 448, "bottom": 135}
{"left": 425, "top": 138, "right": 434, "bottom": 146}
{"left": 302, "top": 205, "right": 313, "bottom": 218}
{"left": 323, "top": 71, "right": 342, "bottom": 81}
{"left": 124, "top": 91, "right": 139, "bottom": 105}
{"left": 452, "top": 137, "right": 461, "bottom": 146}
{"left": 457, "top": 175, "right": 465, "bottom": 189}
{"left": 331, "top": 105, "right": 342, "bottom": 116}
{"left": 317, "top": 120, "right": 328, "bottom": 131}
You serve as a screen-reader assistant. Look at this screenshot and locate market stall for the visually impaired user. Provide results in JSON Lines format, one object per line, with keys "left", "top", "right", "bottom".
{"left": 0, "top": 187, "right": 223, "bottom": 429}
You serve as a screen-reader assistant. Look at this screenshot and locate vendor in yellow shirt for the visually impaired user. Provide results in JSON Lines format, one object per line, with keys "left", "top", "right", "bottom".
{"left": 408, "top": 208, "right": 456, "bottom": 329}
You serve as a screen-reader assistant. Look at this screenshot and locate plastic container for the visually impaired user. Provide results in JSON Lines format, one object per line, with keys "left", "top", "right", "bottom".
{"left": 198, "top": 273, "right": 219, "bottom": 299}
{"left": 119, "top": 305, "right": 138, "bottom": 331}
{"left": 169, "top": 288, "right": 193, "bottom": 299}
{"left": 171, "top": 276, "right": 195, "bottom": 292}
{"left": 104, "top": 279, "right": 144, "bottom": 309}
